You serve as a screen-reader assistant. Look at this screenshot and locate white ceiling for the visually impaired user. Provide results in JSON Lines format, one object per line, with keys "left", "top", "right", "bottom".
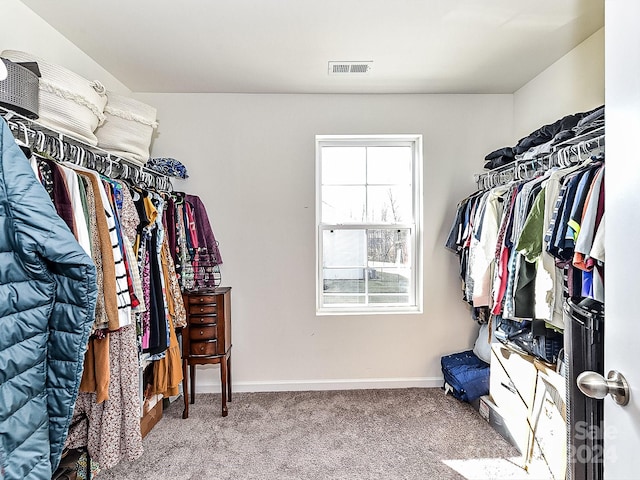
{"left": 20, "top": 0, "right": 604, "bottom": 94}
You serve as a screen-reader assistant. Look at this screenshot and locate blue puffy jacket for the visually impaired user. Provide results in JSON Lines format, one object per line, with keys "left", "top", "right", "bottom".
{"left": 0, "top": 118, "right": 97, "bottom": 479}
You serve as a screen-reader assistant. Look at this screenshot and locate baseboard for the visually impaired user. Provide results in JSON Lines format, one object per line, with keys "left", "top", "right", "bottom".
{"left": 195, "top": 376, "right": 444, "bottom": 393}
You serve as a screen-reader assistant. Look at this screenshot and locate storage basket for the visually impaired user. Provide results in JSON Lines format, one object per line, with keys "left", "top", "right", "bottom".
{"left": 95, "top": 91, "right": 158, "bottom": 166}
{"left": 1, "top": 50, "right": 107, "bottom": 146}
{"left": 0, "top": 58, "right": 39, "bottom": 119}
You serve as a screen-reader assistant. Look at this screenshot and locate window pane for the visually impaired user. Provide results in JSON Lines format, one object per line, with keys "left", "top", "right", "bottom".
{"left": 322, "top": 186, "right": 366, "bottom": 223}
{"left": 367, "top": 186, "right": 412, "bottom": 223}
{"left": 366, "top": 268, "right": 410, "bottom": 294}
{"left": 322, "top": 295, "right": 366, "bottom": 305}
{"left": 369, "top": 295, "right": 410, "bottom": 304}
{"left": 322, "top": 229, "right": 366, "bottom": 267}
{"left": 321, "top": 147, "right": 366, "bottom": 185}
{"left": 367, "top": 229, "right": 411, "bottom": 267}
{"left": 367, "top": 146, "right": 412, "bottom": 185}
{"left": 323, "top": 269, "right": 365, "bottom": 293}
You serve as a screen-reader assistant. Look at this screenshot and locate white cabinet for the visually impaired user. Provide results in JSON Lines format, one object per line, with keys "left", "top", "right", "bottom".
{"left": 487, "top": 343, "right": 566, "bottom": 479}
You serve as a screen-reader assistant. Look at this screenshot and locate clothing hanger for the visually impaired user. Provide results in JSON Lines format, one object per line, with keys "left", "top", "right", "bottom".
{"left": 121, "top": 162, "right": 130, "bottom": 181}
{"left": 94, "top": 154, "right": 107, "bottom": 176}
{"left": 42, "top": 134, "right": 63, "bottom": 162}
{"left": 172, "top": 191, "right": 185, "bottom": 205}
{"left": 488, "top": 172, "right": 496, "bottom": 188}
{"left": 10, "top": 121, "right": 32, "bottom": 158}
{"left": 125, "top": 164, "right": 140, "bottom": 185}
{"left": 561, "top": 147, "right": 572, "bottom": 167}
{"left": 157, "top": 175, "right": 172, "bottom": 193}
{"left": 68, "top": 144, "right": 80, "bottom": 166}
{"left": 514, "top": 162, "right": 525, "bottom": 181}
{"left": 99, "top": 154, "right": 113, "bottom": 177}
{"left": 481, "top": 175, "right": 488, "bottom": 190}
{"left": 87, "top": 151, "right": 97, "bottom": 170}
{"left": 531, "top": 160, "right": 544, "bottom": 178}
{"left": 55, "top": 135, "right": 65, "bottom": 162}
{"left": 72, "top": 144, "right": 87, "bottom": 167}
{"left": 34, "top": 130, "right": 45, "bottom": 154}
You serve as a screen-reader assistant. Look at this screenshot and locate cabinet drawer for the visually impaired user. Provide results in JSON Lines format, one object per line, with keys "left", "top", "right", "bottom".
{"left": 190, "top": 315, "right": 217, "bottom": 326}
{"left": 189, "top": 304, "right": 218, "bottom": 315}
{"left": 189, "top": 325, "right": 217, "bottom": 341}
{"left": 187, "top": 295, "right": 217, "bottom": 305}
{"left": 190, "top": 340, "right": 217, "bottom": 356}
{"left": 490, "top": 343, "right": 537, "bottom": 415}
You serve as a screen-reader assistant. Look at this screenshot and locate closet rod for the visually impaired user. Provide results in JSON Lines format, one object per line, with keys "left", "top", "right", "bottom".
{"left": 0, "top": 106, "right": 172, "bottom": 192}
{"left": 475, "top": 127, "right": 605, "bottom": 190}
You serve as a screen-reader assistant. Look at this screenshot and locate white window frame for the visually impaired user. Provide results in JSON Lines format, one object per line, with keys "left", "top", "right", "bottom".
{"left": 315, "top": 134, "right": 423, "bottom": 315}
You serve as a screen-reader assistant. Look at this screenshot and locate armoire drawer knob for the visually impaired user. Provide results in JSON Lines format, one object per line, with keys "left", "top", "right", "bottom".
{"left": 199, "top": 346, "right": 204, "bottom": 351}
{"left": 200, "top": 330, "right": 204, "bottom": 335}
{"left": 200, "top": 308, "right": 204, "bottom": 312}
{"left": 199, "top": 298, "right": 204, "bottom": 303}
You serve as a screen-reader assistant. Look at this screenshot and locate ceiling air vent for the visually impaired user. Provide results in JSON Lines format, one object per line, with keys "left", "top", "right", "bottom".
{"left": 328, "top": 61, "right": 373, "bottom": 75}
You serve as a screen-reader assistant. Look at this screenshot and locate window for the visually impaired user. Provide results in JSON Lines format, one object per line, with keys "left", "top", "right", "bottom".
{"left": 316, "top": 135, "right": 423, "bottom": 314}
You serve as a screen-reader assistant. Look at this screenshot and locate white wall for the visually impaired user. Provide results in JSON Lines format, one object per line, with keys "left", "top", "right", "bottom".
{"left": 513, "top": 28, "right": 604, "bottom": 138}
{"left": 0, "top": 0, "right": 129, "bottom": 93}
{"left": 135, "top": 92, "right": 513, "bottom": 391}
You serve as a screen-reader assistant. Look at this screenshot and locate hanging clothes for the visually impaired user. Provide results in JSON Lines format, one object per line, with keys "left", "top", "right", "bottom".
{"left": 69, "top": 165, "right": 133, "bottom": 329}
{"left": 469, "top": 185, "right": 511, "bottom": 308}
{"left": 119, "top": 184, "right": 146, "bottom": 314}
{"left": 66, "top": 325, "right": 143, "bottom": 471}
{"left": 58, "top": 163, "right": 92, "bottom": 255}
{"left": 544, "top": 160, "right": 605, "bottom": 305}
{"left": 134, "top": 191, "right": 169, "bottom": 356}
{"left": 447, "top": 151, "right": 605, "bottom": 346}
{"left": 164, "top": 192, "right": 223, "bottom": 291}
{"left": 1, "top": 111, "right": 199, "bottom": 477}
{"left": 43, "top": 158, "right": 77, "bottom": 236}
{"left": 0, "top": 118, "right": 97, "bottom": 480}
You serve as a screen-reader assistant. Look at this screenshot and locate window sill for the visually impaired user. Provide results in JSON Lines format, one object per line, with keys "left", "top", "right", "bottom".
{"left": 316, "top": 306, "right": 423, "bottom": 316}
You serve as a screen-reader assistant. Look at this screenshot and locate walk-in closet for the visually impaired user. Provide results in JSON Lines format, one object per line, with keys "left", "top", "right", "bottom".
{"left": 1, "top": 1, "right": 637, "bottom": 479}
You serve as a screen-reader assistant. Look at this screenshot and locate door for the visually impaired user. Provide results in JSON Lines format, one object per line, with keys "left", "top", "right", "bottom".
{"left": 603, "top": 0, "right": 640, "bottom": 477}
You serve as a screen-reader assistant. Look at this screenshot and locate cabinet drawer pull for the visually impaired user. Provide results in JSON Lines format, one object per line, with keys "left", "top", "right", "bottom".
{"left": 189, "top": 339, "right": 217, "bottom": 356}
{"left": 189, "top": 325, "right": 216, "bottom": 340}
{"left": 194, "top": 316, "right": 216, "bottom": 324}
{"left": 200, "top": 308, "right": 204, "bottom": 312}
{"left": 187, "top": 294, "right": 217, "bottom": 305}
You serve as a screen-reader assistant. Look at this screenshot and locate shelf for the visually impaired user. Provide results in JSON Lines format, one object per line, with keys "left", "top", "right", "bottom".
{"left": 0, "top": 105, "right": 172, "bottom": 192}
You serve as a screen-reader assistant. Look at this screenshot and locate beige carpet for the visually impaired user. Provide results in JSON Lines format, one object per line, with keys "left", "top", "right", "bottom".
{"left": 99, "top": 388, "right": 547, "bottom": 479}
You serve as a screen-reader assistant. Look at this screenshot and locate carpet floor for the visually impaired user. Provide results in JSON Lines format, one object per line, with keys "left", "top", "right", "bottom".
{"left": 99, "top": 388, "right": 549, "bottom": 479}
